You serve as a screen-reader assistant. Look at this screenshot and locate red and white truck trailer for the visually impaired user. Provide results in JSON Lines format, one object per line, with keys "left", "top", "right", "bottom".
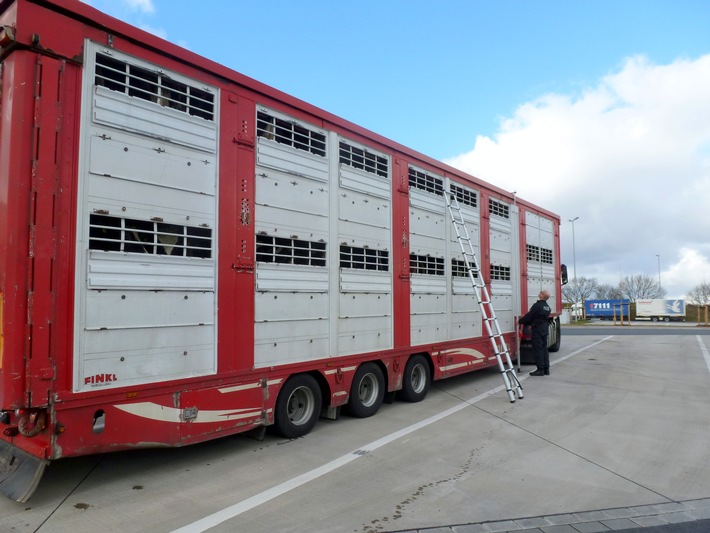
{"left": 0, "top": 0, "right": 566, "bottom": 501}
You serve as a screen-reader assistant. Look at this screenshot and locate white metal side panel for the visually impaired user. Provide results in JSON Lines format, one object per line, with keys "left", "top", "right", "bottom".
{"left": 338, "top": 191, "right": 390, "bottom": 237}
{"left": 254, "top": 286, "right": 329, "bottom": 366}
{"left": 339, "top": 292, "right": 391, "bottom": 317}
{"left": 410, "top": 292, "right": 447, "bottom": 314}
{"left": 88, "top": 131, "right": 215, "bottom": 194}
{"left": 449, "top": 210, "right": 480, "bottom": 249}
{"left": 451, "top": 278, "right": 477, "bottom": 296}
{"left": 256, "top": 138, "right": 328, "bottom": 182}
{"left": 451, "top": 275, "right": 480, "bottom": 341}
{"left": 337, "top": 316, "right": 392, "bottom": 355}
{"left": 254, "top": 291, "right": 328, "bottom": 322}
{"left": 450, "top": 307, "right": 482, "bottom": 341}
{"left": 92, "top": 85, "right": 217, "bottom": 152}
{"left": 410, "top": 280, "right": 447, "bottom": 345}
{"left": 255, "top": 168, "right": 328, "bottom": 257}
{"left": 492, "top": 282, "right": 514, "bottom": 332}
{"left": 338, "top": 271, "right": 392, "bottom": 354}
{"left": 411, "top": 275, "right": 447, "bottom": 295}
{"left": 528, "top": 277, "right": 543, "bottom": 311}
{"left": 253, "top": 116, "right": 332, "bottom": 367}
{"left": 74, "top": 42, "right": 218, "bottom": 392}
{"left": 81, "top": 326, "right": 214, "bottom": 389}
{"left": 526, "top": 212, "right": 558, "bottom": 313}
{"left": 340, "top": 270, "right": 391, "bottom": 293}
{"left": 489, "top": 206, "right": 514, "bottom": 334}
{"left": 410, "top": 314, "right": 447, "bottom": 346}
{"left": 87, "top": 174, "right": 215, "bottom": 225}
{"left": 339, "top": 164, "right": 390, "bottom": 199}
{"left": 255, "top": 264, "right": 329, "bottom": 292}
{"left": 254, "top": 321, "right": 330, "bottom": 366}
{"left": 409, "top": 185, "right": 447, "bottom": 345}
{"left": 445, "top": 184, "right": 481, "bottom": 340}
{"left": 88, "top": 252, "right": 214, "bottom": 290}
{"left": 85, "top": 291, "right": 213, "bottom": 329}
{"left": 337, "top": 264, "right": 393, "bottom": 356}
{"left": 409, "top": 191, "right": 446, "bottom": 256}
{"left": 335, "top": 141, "right": 394, "bottom": 355}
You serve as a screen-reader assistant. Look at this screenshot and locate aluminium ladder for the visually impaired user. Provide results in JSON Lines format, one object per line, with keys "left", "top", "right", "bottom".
{"left": 446, "top": 193, "right": 523, "bottom": 402}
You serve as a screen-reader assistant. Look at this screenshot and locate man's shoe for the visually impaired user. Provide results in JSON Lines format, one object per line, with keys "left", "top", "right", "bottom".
{"left": 529, "top": 370, "right": 545, "bottom": 376}
{"left": 544, "top": 370, "right": 550, "bottom": 375}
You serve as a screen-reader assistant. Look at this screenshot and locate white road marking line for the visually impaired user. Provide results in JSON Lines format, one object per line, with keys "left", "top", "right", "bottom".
{"left": 171, "top": 335, "right": 614, "bottom": 533}
{"left": 697, "top": 335, "right": 710, "bottom": 374}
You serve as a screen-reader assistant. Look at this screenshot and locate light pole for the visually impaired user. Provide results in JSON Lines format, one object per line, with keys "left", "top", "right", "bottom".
{"left": 569, "top": 217, "right": 579, "bottom": 320}
{"left": 656, "top": 254, "right": 661, "bottom": 289}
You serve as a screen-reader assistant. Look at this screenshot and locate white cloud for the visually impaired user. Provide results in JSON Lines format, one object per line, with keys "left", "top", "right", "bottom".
{"left": 663, "top": 248, "right": 710, "bottom": 298}
{"left": 446, "top": 54, "right": 710, "bottom": 300}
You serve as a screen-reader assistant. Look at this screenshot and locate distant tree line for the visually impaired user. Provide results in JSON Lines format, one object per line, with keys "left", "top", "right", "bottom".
{"left": 562, "top": 275, "right": 710, "bottom": 306}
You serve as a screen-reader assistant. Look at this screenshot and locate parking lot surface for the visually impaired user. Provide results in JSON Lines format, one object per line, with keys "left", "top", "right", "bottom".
{"left": 2, "top": 329, "right": 709, "bottom": 533}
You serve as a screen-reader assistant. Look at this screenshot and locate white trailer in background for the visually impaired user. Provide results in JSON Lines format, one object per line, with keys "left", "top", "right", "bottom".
{"left": 635, "top": 299, "right": 686, "bottom": 322}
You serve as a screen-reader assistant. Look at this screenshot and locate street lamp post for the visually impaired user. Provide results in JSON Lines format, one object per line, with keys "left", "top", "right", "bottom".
{"left": 569, "top": 217, "right": 579, "bottom": 320}
{"left": 656, "top": 254, "right": 661, "bottom": 289}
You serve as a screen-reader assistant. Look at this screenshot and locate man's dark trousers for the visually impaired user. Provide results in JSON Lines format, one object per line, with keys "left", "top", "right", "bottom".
{"left": 531, "top": 328, "right": 549, "bottom": 372}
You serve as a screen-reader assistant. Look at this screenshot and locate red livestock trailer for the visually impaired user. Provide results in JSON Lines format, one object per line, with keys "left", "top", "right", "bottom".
{"left": 0, "top": 0, "right": 565, "bottom": 501}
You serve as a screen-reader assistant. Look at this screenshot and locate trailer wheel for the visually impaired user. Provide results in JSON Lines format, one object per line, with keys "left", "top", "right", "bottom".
{"left": 347, "top": 363, "right": 385, "bottom": 418}
{"left": 274, "top": 374, "right": 322, "bottom": 439}
{"left": 663, "top": 317, "right": 670, "bottom": 322}
{"left": 398, "top": 354, "right": 430, "bottom": 403}
{"left": 651, "top": 316, "right": 658, "bottom": 322}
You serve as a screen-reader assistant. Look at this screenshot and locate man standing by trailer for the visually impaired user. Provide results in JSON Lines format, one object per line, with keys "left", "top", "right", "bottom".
{"left": 520, "top": 290, "right": 552, "bottom": 376}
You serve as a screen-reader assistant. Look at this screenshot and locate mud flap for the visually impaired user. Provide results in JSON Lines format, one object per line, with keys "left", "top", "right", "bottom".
{"left": 0, "top": 440, "right": 47, "bottom": 502}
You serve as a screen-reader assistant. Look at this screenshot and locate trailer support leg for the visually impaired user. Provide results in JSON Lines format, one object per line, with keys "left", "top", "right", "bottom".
{"left": 0, "top": 441, "right": 47, "bottom": 502}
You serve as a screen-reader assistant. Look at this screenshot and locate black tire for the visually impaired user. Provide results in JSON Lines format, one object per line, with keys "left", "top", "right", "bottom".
{"left": 274, "top": 374, "right": 322, "bottom": 439}
{"left": 398, "top": 354, "right": 430, "bottom": 403}
{"left": 663, "top": 317, "right": 670, "bottom": 322}
{"left": 347, "top": 363, "right": 385, "bottom": 418}
{"left": 549, "top": 318, "right": 562, "bottom": 353}
{"left": 651, "top": 317, "right": 658, "bottom": 322}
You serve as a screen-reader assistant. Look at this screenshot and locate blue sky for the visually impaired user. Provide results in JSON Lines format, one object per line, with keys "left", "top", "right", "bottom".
{"left": 85, "top": 1, "right": 708, "bottom": 158}
{"left": 82, "top": 0, "right": 710, "bottom": 300}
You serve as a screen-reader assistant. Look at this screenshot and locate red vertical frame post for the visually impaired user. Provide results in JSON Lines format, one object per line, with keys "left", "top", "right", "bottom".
{"left": 478, "top": 191, "right": 492, "bottom": 311}
{"left": 50, "top": 58, "right": 81, "bottom": 395}
{"left": 218, "top": 91, "right": 256, "bottom": 373}
{"left": 26, "top": 54, "right": 64, "bottom": 407}
{"left": 553, "top": 217, "right": 562, "bottom": 313}
{"left": 392, "top": 158, "right": 410, "bottom": 349}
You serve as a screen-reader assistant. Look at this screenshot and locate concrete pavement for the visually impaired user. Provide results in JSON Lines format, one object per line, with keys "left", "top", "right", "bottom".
{"left": 390, "top": 330, "right": 710, "bottom": 533}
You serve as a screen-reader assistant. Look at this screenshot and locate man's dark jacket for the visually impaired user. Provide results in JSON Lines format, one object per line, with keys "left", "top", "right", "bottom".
{"left": 520, "top": 299, "right": 551, "bottom": 332}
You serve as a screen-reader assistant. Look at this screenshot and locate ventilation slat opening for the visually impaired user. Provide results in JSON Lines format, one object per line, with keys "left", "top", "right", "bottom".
{"left": 94, "top": 53, "right": 215, "bottom": 121}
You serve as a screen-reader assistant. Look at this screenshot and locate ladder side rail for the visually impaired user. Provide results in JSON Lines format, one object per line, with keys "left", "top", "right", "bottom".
{"left": 445, "top": 191, "right": 523, "bottom": 401}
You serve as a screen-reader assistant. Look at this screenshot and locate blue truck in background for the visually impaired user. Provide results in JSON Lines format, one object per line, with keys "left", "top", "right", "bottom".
{"left": 585, "top": 299, "right": 631, "bottom": 320}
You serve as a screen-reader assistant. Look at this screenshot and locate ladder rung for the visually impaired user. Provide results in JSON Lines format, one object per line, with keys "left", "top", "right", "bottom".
{"left": 448, "top": 192, "right": 523, "bottom": 402}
